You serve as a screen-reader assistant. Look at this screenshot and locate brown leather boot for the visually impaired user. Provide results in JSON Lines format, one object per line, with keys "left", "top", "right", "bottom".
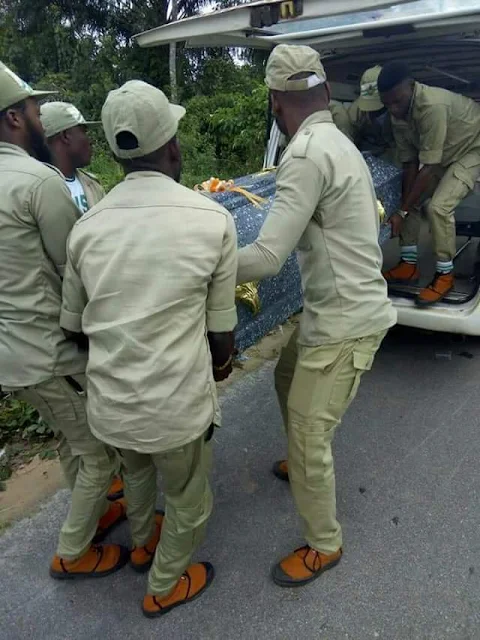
{"left": 142, "top": 562, "right": 215, "bottom": 618}
{"left": 272, "top": 545, "right": 342, "bottom": 587}
{"left": 383, "top": 261, "right": 419, "bottom": 284}
{"left": 272, "top": 459, "right": 289, "bottom": 482}
{"left": 416, "top": 273, "right": 454, "bottom": 307}
{"left": 107, "top": 475, "right": 124, "bottom": 501}
{"left": 50, "top": 544, "right": 129, "bottom": 579}
{"left": 130, "top": 511, "right": 165, "bottom": 573}
{"left": 93, "top": 498, "right": 127, "bottom": 544}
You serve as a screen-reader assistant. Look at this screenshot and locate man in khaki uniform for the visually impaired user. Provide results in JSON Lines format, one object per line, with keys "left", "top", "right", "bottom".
{"left": 61, "top": 80, "right": 238, "bottom": 617}
{"left": 276, "top": 100, "right": 352, "bottom": 158}
{"left": 237, "top": 45, "right": 396, "bottom": 587}
{"left": 378, "top": 61, "right": 480, "bottom": 306}
{"left": 0, "top": 63, "right": 127, "bottom": 578}
{"left": 348, "top": 65, "right": 397, "bottom": 163}
{"left": 329, "top": 100, "right": 353, "bottom": 140}
{"left": 40, "top": 101, "right": 105, "bottom": 213}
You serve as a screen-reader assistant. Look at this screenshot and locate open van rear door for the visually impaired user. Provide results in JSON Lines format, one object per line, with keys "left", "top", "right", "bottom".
{"left": 134, "top": 0, "right": 418, "bottom": 49}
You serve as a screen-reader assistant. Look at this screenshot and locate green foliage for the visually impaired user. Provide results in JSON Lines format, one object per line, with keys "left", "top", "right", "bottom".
{"left": 0, "top": 395, "right": 52, "bottom": 448}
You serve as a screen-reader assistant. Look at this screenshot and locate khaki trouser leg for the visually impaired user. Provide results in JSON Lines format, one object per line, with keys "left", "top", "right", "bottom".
{"left": 399, "top": 166, "right": 444, "bottom": 249}
{"left": 399, "top": 209, "right": 423, "bottom": 248}
{"left": 57, "top": 435, "right": 79, "bottom": 491}
{"left": 147, "top": 431, "right": 213, "bottom": 597}
{"left": 117, "top": 449, "right": 158, "bottom": 547}
{"left": 285, "top": 331, "right": 386, "bottom": 554}
{"left": 274, "top": 328, "right": 299, "bottom": 434}
{"left": 426, "top": 154, "right": 480, "bottom": 262}
{"left": 15, "top": 375, "right": 115, "bottom": 560}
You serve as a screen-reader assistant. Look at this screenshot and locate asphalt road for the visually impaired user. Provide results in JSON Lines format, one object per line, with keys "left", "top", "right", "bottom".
{"left": 1, "top": 327, "right": 479, "bottom": 640}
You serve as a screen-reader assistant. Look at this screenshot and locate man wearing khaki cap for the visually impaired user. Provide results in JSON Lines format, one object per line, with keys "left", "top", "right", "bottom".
{"left": 348, "top": 65, "right": 397, "bottom": 163}
{"left": 61, "top": 79, "right": 237, "bottom": 616}
{"left": 0, "top": 63, "right": 128, "bottom": 578}
{"left": 237, "top": 45, "right": 396, "bottom": 587}
{"left": 40, "top": 101, "right": 105, "bottom": 213}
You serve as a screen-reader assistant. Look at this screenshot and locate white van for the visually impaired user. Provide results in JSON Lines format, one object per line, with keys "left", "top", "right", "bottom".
{"left": 134, "top": 0, "right": 480, "bottom": 336}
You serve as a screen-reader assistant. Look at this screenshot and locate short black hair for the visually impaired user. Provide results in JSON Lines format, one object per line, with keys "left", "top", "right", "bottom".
{"left": 377, "top": 62, "right": 412, "bottom": 93}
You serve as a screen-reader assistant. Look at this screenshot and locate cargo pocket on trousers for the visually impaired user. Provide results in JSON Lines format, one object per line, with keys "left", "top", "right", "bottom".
{"left": 453, "top": 155, "right": 480, "bottom": 192}
{"left": 347, "top": 350, "right": 374, "bottom": 405}
{"left": 174, "top": 488, "right": 213, "bottom": 544}
{"left": 303, "top": 432, "right": 333, "bottom": 486}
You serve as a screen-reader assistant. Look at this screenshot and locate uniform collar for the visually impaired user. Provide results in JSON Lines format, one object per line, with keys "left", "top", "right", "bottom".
{"left": 0, "top": 141, "right": 30, "bottom": 157}
{"left": 124, "top": 170, "right": 173, "bottom": 182}
{"left": 297, "top": 110, "right": 333, "bottom": 133}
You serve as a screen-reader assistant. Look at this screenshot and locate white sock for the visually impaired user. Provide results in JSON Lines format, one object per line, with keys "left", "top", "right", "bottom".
{"left": 436, "top": 260, "right": 453, "bottom": 275}
{"left": 401, "top": 245, "right": 418, "bottom": 265}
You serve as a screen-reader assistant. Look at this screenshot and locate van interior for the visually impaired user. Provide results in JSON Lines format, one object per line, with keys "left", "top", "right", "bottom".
{"left": 135, "top": 0, "right": 480, "bottom": 309}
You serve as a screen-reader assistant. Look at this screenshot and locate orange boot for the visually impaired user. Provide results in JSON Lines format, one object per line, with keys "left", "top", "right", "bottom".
{"left": 383, "top": 261, "right": 419, "bottom": 284}
{"left": 50, "top": 544, "right": 129, "bottom": 580}
{"left": 93, "top": 498, "right": 127, "bottom": 544}
{"left": 416, "top": 273, "right": 454, "bottom": 306}
{"left": 142, "top": 562, "right": 215, "bottom": 618}
{"left": 130, "top": 511, "right": 165, "bottom": 573}
{"left": 272, "top": 459, "right": 289, "bottom": 482}
{"left": 272, "top": 545, "right": 342, "bottom": 587}
{"left": 107, "top": 475, "right": 124, "bottom": 501}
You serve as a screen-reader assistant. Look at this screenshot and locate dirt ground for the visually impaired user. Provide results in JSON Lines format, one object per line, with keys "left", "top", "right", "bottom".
{"left": 0, "top": 317, "right": 298, "bottom": 530}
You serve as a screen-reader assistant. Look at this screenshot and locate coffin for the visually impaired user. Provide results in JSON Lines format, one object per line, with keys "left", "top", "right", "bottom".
{"left": 209, "top": 154, "right": 402, "bottom": 352}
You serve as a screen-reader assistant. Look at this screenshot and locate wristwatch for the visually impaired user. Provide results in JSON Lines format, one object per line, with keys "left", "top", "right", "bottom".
{"left": 397, "top": 209, "right": 409, "bottom": 219}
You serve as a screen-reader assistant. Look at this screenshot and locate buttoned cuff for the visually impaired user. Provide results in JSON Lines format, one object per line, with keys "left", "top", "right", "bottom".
{"left": 60, "top": 308, "right": 83, "bottom": 333}
{"left": 206, "top": 307, "right": 238, "bottom": 333}
{"left": 419, "top": 150, "right": 443, "bottom": 165}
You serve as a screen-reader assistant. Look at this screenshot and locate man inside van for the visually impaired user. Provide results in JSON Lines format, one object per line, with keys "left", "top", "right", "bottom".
{"left": 378, "top": 61, "right": 480, "bottom": 306}
{"left": 348, "top": 65, "right": 397, "bottom": 163}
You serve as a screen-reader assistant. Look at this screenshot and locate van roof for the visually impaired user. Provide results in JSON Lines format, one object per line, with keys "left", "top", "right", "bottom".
{"left": 134, "top": 0, "right": 480, "bottom": 99}
{"left": 134, "top": 0, "right": 480, "bottom": 49}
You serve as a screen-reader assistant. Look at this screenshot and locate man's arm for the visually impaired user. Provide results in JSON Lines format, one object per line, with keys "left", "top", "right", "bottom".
{"left": 237, "top": 154, "right": 324, "bottom": 284}
{"left": 30, "top": 174, "right": 81, "bottom": 278}
{"left": 207, "top": 211, "right": 238, "bottom": 381}
{"left": 402, "top": 105, "right": 447, "bottom": 210}
{"left": 60, "top": 239, "right": 88, "bottom": 348}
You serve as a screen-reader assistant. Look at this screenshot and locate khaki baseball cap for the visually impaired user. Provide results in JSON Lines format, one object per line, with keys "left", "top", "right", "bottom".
{"left": 265, "top": 44, "right": 326, "bottom": 92}
{"left": 40, "top": 102, "right": 100, "bottom": 138}
{"left": 101, "top": 80, "right": 186, "bottom": 159}
{"left": 0, "top": 62, "right": 56, "bottom": 112}
{"left": 358, "top": 65, "right": 383, "bottom": 112}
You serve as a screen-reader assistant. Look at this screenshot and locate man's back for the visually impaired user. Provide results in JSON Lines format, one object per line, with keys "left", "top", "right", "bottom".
{"left": 282, "top": 112, "right": 396, "bottom": 344}
{"left": 0, "top": 142, "right": 85, "bottom": 386}
{"left": 63, "top": 171, "right": 237, "bottom": 452}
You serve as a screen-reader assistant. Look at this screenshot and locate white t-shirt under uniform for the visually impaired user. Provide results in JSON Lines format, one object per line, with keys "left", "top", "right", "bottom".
{"left": 65, "top": 174, "right": 88, "bottom": 214}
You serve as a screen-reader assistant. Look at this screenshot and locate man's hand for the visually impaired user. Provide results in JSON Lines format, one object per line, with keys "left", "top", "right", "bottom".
{"left": 390, "top": 212, "right": 405, "bottom": 238}
{"left": 207, "top": 331, "right": 235, "bottom": 382}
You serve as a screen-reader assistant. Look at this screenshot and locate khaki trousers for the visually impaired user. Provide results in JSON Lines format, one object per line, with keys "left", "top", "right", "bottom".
{"left": 274, "top": 329, "right": 386, "bottom": 554}
{"left": 14, "top": 374, "right": 117, "bottom": 559}
{"left": 400, "top": 151, "right": 480, "bottom": 261}
{"left": 118, "top": 429, "right": 213, "bottom": 597}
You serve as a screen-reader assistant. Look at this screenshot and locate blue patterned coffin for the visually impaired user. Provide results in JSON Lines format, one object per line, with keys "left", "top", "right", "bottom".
{"left": 209, "top": 154, "right": 401, "bottom": 352}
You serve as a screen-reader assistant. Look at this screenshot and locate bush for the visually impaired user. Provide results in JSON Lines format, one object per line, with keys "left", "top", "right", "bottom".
{"left": 0, "top": 395, "right": 52, "bottom": 448}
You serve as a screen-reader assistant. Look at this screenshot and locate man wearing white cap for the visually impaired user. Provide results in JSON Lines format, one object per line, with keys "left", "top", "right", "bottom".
{"left": 0, "top": 63, "right": 128, "bottom": 578}
{"left": 348, "top": 65, "right": 397, "bottom": 163}
{"left": 61, "top": 80, "right": 238, "bottom": 616}
{"left": 40, "top": 101, "right": 105, "bottom": 213}
{"left": 237, "top": 45, "right": 396, "bottom": 587}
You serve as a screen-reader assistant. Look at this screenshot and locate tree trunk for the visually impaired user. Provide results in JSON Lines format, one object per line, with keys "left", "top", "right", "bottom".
{"left": 169, "top": 0, "right": 178, "bottom": 102}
